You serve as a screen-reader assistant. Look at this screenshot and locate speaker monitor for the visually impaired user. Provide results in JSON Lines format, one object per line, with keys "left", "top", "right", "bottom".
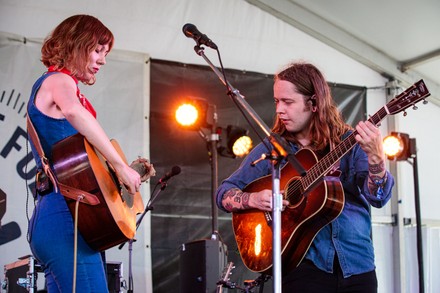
{"left": 180, "top": 239, "right": 227, "bottom": 293}
{"left": 106, "top": 261, "right": 123, "bottom": 293}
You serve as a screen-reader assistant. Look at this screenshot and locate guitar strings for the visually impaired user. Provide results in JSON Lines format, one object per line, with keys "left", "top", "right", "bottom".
{"left": 283, "top": 81, "right": 429, "bottom": 203}
{"left": 283, "top": 106, "right": 388, "bottom": 203}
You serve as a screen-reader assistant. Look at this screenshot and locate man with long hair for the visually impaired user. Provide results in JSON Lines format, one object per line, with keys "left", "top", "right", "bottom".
{"left": 216, "top": 62, "right": 394, "bottom": 292}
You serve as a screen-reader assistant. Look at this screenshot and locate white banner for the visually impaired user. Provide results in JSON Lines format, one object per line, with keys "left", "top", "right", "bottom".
{"left": 0, "top": 32, "right": 152, "bottom": 292}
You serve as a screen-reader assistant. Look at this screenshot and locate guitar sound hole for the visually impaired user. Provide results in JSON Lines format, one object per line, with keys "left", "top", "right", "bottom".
{"left": 286, "top": 181, "right": 304, "bottom": 207}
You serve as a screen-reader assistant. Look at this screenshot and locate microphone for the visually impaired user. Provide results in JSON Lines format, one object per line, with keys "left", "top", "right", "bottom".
{"left": 182, "top": 23, "right": 218, "bottom": 49}
{"left": 159, "top": 166, "right": 181, "bottom": 184}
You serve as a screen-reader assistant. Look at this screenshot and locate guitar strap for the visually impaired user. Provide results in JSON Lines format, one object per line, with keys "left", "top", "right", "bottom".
{"left": 26, "top": 116, "right": 100, "bottom": 205}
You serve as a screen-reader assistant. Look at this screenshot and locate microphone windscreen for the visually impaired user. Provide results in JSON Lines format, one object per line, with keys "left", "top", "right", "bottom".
{"left": 171, "top": 165, "right": 181, "bottom": 176}
{"left": 182, "top": 23, "right": 196, "bottom": 37}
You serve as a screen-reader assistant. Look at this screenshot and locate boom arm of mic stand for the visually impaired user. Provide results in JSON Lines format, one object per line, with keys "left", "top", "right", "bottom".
{"left": 269, "top": 133, "right": 307, "bottom": 176}
{"left": 136, "top": 182, "right": 167, "bottom": 229}
{"left": 193, "top": 45, "right": 306, "bottom": 176}
{"left": 118, "top": 183, "right": 166, "bottom": 250}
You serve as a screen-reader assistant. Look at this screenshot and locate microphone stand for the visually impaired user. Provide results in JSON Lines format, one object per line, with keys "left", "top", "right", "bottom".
{"left": 118, "top": 181, "right": 170, "bottom": 293}
{"left": 190, "top": 44, "right": 306, "bottom": 292}
{"left": 208, "top": 105, "right": 220, "bottom": 239}
{"left": 197, "top": 104, "right": 220, "bottom": 240}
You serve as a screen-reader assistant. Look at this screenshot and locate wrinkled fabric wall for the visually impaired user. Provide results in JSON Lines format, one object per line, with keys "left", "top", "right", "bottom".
{"left": 149, "top": 59, "right": 366, "bottom": 292}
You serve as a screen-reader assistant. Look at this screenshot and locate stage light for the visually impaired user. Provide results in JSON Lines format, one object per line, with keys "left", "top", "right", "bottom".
{"left": 175, "top": 103, "right": 198, "bottom": 126}
{"left": 383, "top": 131, "right": 424, "bottom": 291}
{"left": 224, "top": 125, "right": 253, "bottom": 158}
{"left": 383, "top": 132, "right": 411, "bottom": 160}
{"left": 175, "top": 98, "right": 209, "bottom": 129}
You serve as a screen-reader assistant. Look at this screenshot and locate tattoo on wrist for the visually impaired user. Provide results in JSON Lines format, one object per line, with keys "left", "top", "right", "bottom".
{"left": 369, "top": 161, "right": 385, "bottom": 174}
{"left": 242, "top": 192, "right": 251, "bottom": 209}
{"left": 368, "top": 181, "right": 379, "bottom": 193}
{"left": 369, "top": 174, "right": 386, "bottom": 185}
{"left": 368, "top": 172, "right": 387, "bottom": 197}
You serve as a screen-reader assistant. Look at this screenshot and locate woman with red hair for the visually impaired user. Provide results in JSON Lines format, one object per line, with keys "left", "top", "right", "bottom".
{"left": 27, "top": 15, "right": 153, "bottom": 292}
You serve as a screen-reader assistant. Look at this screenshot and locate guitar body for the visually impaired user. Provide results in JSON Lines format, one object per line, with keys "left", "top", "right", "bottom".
{"left": 52, "top": 133, "right": 144, "bottom": 251}
{"left": 232, "top": 148, "right": 344, "bottom": 274}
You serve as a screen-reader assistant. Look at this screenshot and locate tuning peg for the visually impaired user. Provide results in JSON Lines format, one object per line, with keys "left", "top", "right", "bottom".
{"left": 403, "top": 111, "right": 407, "bottom": 117}
{"left": 412, "top": 104, "right": 418, "bottom": 110}
{"left": 423, "top": 99, "right": 428, "bottom": 105}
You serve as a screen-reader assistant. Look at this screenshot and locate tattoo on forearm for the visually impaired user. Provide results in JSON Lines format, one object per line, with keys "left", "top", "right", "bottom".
{"left": 368, "top": 175, "right": 382, "bottom": 193}
{"left": 224, "top": 202, "right": 238, "bottom": 212}
{"left": 223, "top": 188, "right": 251, "bottom": 212}
{"left": 369, "top": 161, "right": 385, "bottom": 174}
{"left": 223, "top": 188, "right": 237, "bottom": 199}
{"left": 242, "top": 192, "right": 251, "bottom": 209}
{"left": 368, "top": 172, "right": 388, "bottom": 197}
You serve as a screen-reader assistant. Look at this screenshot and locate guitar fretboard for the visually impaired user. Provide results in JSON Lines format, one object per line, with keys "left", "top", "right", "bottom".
{"left": 301, "top": 79, "right": 429, "bottom": 191}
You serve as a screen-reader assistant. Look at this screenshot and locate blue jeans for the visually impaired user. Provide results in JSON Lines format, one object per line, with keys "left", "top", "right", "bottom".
{"left": 29, "top": 192, "right": 108, "bottom": 292}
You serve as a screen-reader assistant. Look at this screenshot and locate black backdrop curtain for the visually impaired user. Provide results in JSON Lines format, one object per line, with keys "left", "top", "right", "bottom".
{"left": 149, "top": 59, "right": 366, "bottom": 292}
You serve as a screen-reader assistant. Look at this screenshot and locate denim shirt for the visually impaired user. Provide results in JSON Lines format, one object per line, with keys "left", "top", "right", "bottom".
{"left": 216, "top": 134, "right": 394, "bottom": 278}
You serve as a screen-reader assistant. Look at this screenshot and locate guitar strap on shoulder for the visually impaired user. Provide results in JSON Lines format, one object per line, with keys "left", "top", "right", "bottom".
{"left": 26, "top": 116, "right": 100, "bottom": 205}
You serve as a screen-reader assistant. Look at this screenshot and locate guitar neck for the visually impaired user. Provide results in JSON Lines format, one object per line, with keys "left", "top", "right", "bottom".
{"left": 301, "top": 107, "right": 387, "bottom": 189}
{"left": 301, "top": 79, "right": 430, "bottom": 190}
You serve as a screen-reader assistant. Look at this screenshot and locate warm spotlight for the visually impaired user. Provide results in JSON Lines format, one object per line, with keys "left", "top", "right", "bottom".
{"left": 175, "top": 103, "right": 198, "bottom": 126}
{"left": 175, "top": 100, "right": 253, "bottom": 159}
{"left": 231, "top": 135, "right": 253, "bottom": 157}
{"left": 175, "top": 98, "right": 209, "bottom": 129}
{"left": 383, "top": 132, "right": 411, "bottom": 161}
{"left": 224, "top": 125, "right": 253, "bottom": 158}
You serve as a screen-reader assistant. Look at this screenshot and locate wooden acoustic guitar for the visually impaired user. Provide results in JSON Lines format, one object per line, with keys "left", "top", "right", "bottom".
{"left": 232, "top": 79, "right": 430, "bottom": 274}
{"left": 51, "top": 134, "right": 149, "bottom": 251}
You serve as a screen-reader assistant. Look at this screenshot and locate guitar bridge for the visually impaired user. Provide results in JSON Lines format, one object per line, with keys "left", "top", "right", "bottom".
{"left": 264, "top": 212, "right": 272, "bottom": 227}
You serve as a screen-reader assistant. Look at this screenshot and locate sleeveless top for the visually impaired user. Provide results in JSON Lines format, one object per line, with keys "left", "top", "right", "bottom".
{"left": 27, "top": 71, "right": 79, "bottom": 169}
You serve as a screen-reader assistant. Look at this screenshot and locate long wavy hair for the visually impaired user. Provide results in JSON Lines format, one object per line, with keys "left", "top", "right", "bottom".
{"left": 41, "top": 15, "right": 114, "bottom": 85}
{"left": 272, "top": 62, "right": 352, "bottom": 150}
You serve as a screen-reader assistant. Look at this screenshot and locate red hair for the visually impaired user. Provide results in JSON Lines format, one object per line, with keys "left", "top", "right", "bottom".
{"left": 272, "top": 62, "right": 351, "bottom": 149}
{"left": 41, "top": 15, "right": 114, "bottom": 85}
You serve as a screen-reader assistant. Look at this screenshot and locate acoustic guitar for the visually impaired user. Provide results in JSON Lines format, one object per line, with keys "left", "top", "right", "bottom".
{"left": 52, "top": 134, "right": 148, "bottom": 251}
{"left": 232, "top": 79, "right": 430, "bottom": 274}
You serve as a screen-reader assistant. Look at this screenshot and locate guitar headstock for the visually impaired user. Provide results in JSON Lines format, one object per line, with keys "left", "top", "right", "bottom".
{"left": 222, "top": 261, "right": 234, "bottom": 282}
{"left": 386, "top": 79, "right": 430, "bottom": 115}
{"left": 217, "top": 261, "right": 235, "bottom": 290}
